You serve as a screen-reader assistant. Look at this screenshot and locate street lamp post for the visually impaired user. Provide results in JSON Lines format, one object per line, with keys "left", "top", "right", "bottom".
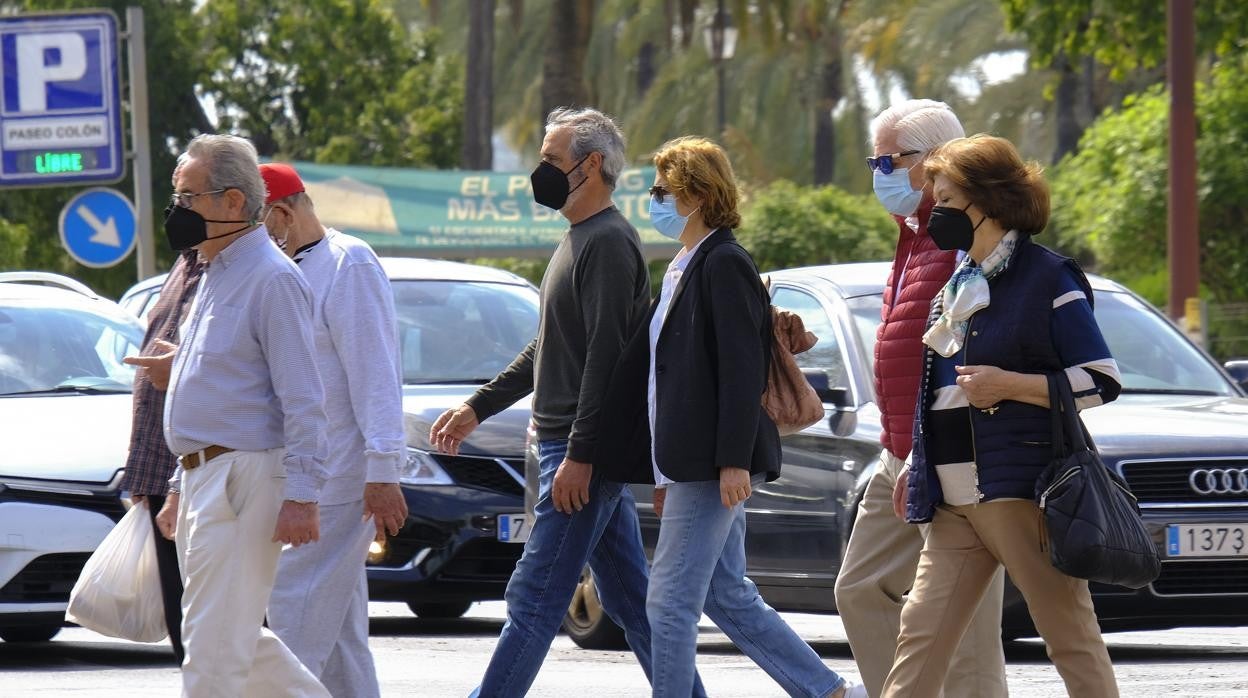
{"left": 703, "top": 0, "right": 738, "bottom": 137}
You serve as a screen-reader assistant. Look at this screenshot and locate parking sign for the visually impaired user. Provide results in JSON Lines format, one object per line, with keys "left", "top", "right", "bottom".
{"left": 0, "top": 11, "right": 124, "bottom": 187}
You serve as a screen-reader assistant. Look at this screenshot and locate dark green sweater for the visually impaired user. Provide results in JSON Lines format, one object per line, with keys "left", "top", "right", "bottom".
{"left": 466, "top": 206, "right": 650, "bottom": 463}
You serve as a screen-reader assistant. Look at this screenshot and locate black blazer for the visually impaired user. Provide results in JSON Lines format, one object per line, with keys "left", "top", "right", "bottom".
{"left": 595, "top": 229, "right": 781, "bottom": 484}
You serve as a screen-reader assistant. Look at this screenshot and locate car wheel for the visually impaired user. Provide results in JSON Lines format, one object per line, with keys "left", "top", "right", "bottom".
{"left": 0, "top": 623, "right": 62, "bottom": 643}
{"left": 406, "top": 601, "right": 473, "bottom": 619}
{"left": 563, "top": 566, "right": 628, "bottom": 650}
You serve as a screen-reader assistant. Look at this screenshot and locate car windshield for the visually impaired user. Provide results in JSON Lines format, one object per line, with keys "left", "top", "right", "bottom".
{"left": 393, "top": 280, "right": 539, "bottom": 385}
{"left": 0, "top": 301, "right": 144, "bottom": 396}
{"left": 846, "top": 290, "right": 1235, "bottom": 396}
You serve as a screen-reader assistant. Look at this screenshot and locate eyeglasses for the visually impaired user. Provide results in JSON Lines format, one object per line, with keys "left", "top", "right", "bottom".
{"left": 649, "top": 185, "right": 671, "bottom": 202}
{"left": 170, "top": 188, "right": 228, "bottom": 209}
{"left": 865, "top": 150, "right": 921, "bottom": 175}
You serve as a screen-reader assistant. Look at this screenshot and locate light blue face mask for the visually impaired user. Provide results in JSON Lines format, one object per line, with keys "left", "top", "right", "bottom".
{"left": 872, "top": 168, "right": 923, "bottom": 217}
{"left": 649, "top": 194, "right": 697, "bottom": 241}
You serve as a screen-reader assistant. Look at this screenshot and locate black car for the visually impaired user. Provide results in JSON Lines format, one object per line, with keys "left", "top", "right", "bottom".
{"left": 123, "top": 258, "right": 541, "bottom": 620}
{"left": 540, "top": 262, "right": 1248, "bottom": 648}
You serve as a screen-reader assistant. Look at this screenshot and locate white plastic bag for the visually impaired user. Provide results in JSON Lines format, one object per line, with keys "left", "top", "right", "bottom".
{"left": 66, "top": 504, "right": 168, "bottom": 642}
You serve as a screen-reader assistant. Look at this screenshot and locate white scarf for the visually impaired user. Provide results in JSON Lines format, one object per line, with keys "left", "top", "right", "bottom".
{"left": 923, "top": 230, "right": 1021, "bottom": 357}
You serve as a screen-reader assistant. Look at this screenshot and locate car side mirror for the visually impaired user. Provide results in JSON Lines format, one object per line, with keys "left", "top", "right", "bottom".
{"left": 801, "top": 368, "right": 851, "bottom": 409}
{"left": 1224, "top": 360, "right": 1248, "bottom": 391}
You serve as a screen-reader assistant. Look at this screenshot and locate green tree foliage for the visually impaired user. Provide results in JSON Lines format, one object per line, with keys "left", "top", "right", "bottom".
{"left": 0, "top": 0, "right": 208, "bottom": 297}
{"left": 999, "top": 0, "right": 1248, "bottom": 78}
{"left": 737, "top": 181, "right": 896, "bottom": 273}
{"left": 201, "top": 0, "right": 462, "bottom": 167}
{"left": 1051, "top": 55, "right": 1248, "bottom": 304}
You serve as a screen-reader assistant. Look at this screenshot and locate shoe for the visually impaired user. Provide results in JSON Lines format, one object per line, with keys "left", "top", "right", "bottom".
{"left": 841, "top": 682, "right": 869, "bottom": 698}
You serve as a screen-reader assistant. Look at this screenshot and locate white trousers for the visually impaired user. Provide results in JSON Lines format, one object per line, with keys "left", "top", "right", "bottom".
{"left": 269, "top": 499, "right": 379, "bottom": 698}
{"left": 174, "top": 448, "right": 329, "bottom": 698}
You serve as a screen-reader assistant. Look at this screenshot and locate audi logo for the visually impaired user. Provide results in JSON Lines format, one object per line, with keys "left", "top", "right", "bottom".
{"left": 1188, "top": 468, "right": 1248, "bottom": 495}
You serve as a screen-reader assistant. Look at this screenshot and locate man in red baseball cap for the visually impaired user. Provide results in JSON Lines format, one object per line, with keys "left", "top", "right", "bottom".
{"left": 259, "top": 162, "right": 408, "bottom": 698}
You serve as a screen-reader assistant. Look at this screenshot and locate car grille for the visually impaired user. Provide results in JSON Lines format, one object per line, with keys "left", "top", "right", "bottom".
{"left": 0, "top": 487, "right": 126, "bottom": 522}
{"left": 0, "top": 553, "right": 92, "bottom": 603}
{"left": 1118, "top": 459, "right": 1248, "bottom": 505}
{"left": 1152, "top": 559, "right": 1248, "bottom": 596}
{"left": 440, "top": 539, "right": 524, "bottom": 582}
{"left": 433, "top": 454, "right": 525, "bottom": 496}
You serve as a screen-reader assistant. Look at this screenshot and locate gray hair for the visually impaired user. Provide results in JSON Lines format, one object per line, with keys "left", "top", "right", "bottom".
{"left": 870, "top": 99, "right": 965, "bottom": 154}
{"left": 545, "top": 107, "right": 627, "bottom": 189}
{"left": 183, "top": 134, "right": 267, "bottom": 220}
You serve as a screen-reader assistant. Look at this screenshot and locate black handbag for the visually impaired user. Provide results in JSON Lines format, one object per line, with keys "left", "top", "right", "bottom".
{"left": 1034, "top": 372, "right": 1161, "bottom": 589}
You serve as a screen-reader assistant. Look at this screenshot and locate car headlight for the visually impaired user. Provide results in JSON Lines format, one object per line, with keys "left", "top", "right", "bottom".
{"left": 400, "top": 448, "right": 454, "bottom": 486}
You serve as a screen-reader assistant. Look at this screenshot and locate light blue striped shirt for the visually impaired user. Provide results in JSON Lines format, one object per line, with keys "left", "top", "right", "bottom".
{"left": 164, "top": 226, "right": 329, "bottom": 501}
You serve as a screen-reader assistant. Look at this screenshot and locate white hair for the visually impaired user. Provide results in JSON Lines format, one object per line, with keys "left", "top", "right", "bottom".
{"left": 869, "top": 99, "right": 965, "bottom": 153}
{"left": 545, "top": 107, "right": 627, "bottom": 189}
{"left": 183, "top": 134, "right": 267, "bottom": 220}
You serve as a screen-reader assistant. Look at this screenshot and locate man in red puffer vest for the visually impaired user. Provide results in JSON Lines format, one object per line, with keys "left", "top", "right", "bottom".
{"left": 833, "top": 101, "right": 1009, "bottom": 698}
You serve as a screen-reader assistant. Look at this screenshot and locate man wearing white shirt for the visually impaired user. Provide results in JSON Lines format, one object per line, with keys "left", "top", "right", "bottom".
{"left": 154, "top": 134, "right": 330, "bottom": 697}
{"left": 259, "top": 163, "right": 408, "bottom": 698}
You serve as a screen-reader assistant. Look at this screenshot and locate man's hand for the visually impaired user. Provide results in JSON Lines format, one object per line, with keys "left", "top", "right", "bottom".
{"left": 552, "top": 458, "right": 592, "bottom": 514}
{"left": 429, "top": 404, "right": 480, "bottom": 455}
{"left": 363, "top": 483, "right": 408, "bottom": 537}
{"left": 156, "top": 493, "right": 179, "bottom": 539}
{"left": 653, "top": 487, "right": 666, "bottom": 519}
{"left": 719, "top": 467, "right": 752, "bottom": 508}
{"left": 130, "top": 494, "right": 146, "bottom": 507}
{"left": 273, "top": 500, "right": 320, "bottom": 547}
{"left": 893, "top": 470, "right": 909, "bottom": 520}
{"left": 123, "top": 339, "right": 178, "bottom": 390}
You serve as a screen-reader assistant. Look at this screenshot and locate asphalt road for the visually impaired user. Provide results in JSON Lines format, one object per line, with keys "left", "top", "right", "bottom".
{"left": 1, "top": 602, "right": 1245, "bottom": 697}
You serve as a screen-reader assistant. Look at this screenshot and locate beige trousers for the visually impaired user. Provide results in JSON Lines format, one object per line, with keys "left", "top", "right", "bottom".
{"left": 882, "top": 499, "right": 1119, "bottom": 698}
{"left": 175, "top": 448, "right": 329, "bottom": 698}
{"left": 834, "top": 450, "right": 1007, "bottom": 698}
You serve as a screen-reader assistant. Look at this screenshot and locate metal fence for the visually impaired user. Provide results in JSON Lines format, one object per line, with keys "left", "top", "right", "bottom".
{"left": 1208, "top": 302, "right": 1248, "bottom": 361}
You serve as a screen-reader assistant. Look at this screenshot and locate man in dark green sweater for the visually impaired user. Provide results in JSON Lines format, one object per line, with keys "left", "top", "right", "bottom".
{"left": 430, "top": 107, "right": 705, "bottom": 697}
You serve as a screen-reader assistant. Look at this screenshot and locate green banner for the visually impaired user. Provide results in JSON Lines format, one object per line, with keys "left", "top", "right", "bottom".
{"left": 284, "top": 161, "right": 673, "bottom": 257}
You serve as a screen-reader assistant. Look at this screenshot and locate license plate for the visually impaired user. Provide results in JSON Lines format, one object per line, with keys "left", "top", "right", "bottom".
{"left": 1166, "top": 523, "right": 1248, "bottom": 557}
{"left": 497, "top": 513, "right": 531, "bottom": 544}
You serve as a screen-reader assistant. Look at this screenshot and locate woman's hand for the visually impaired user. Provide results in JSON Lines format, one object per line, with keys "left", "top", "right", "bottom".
{"left": 653, "top": 487, "right": 666, "bottom": 518}
{"left": 955, "top": 365, "right": 1050, "bottom": 409}
{"left": 719, "top": 467, "right": 752, "bottom": 508}
{"left": 893, "top": 470, "right": 909, "bottom": 520}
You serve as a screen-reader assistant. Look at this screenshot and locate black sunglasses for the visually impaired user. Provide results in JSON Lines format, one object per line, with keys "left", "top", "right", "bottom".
{"left": 649, "top": 184, "right": 671, "bottom": 202}
{"left": 866, "top": 150, "right": 921, "bottom": 175}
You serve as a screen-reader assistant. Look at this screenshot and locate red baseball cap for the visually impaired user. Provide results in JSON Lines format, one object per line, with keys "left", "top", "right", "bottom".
{"left": 260, "top": 162, "right": 306, "bottom": 205}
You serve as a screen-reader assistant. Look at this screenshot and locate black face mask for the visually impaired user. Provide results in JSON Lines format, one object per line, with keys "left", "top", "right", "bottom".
{"left": 529, "top": 153, "right": 591, "bottom": 210}
{"left": 927, "top": 202, "right": 986, "bottom": 252}
{"left": 163, "top": 204, "right": 253, "bottom": 251}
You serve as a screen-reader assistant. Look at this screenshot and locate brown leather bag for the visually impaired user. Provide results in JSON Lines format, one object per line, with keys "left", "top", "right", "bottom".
{"left": 762, "top": 301, "right": 826, "bottom": 436}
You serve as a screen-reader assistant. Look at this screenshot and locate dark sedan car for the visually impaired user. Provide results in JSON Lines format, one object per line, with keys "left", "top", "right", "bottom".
{"left": 122, "top": 258, "right": 540, "bottom": 620}
{"left": 546, "top": 262, "right": 1248, "bottom": 647}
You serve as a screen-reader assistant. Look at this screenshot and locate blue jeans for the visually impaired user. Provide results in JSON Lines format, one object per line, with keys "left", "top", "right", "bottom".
{"left": 472, "top": 440, "right": 707, "bottom": 697}
{"left": 648, "top": 479, "right": 845, "bottom": 698}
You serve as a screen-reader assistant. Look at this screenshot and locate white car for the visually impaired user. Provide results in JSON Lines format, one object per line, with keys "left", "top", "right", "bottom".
{"left": 0, "top": 273, "right": 143, "bottom": 642}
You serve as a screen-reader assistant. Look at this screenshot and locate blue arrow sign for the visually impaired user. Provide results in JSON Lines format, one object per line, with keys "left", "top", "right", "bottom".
{"left": 58, "top": 187, "right": 137, "bottom": 268}
{"left": 0, "top": 11, "right": 124, "bottom": 187}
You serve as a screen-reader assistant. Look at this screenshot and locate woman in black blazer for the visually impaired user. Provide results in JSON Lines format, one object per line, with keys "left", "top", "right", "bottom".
{"left": 596, "top": 137, "right": 856, "bottom": 698}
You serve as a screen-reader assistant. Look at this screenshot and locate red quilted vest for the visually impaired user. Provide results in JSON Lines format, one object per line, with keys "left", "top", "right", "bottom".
{"left": 873, "top": 200, "right": 957, "bottom": 459}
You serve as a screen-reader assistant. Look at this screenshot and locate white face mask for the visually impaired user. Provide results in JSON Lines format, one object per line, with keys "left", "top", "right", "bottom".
{"left": 262, "top": 207, "right": 289, "bottom": 250}
{"left": 872, "top": 168, "right": 923, "bottom": 216}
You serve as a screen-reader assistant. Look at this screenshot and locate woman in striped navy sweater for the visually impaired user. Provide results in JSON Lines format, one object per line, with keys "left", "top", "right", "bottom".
{"left": 881, "top": 135, "right": 1122, "bottom": 698}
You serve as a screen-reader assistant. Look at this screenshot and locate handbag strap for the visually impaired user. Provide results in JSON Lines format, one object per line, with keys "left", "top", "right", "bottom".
{"left": 1049, "top": 371, "right": 1089, "bottom": 454}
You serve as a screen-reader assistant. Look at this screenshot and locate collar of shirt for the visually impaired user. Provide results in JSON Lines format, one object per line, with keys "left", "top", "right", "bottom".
{"left": 291, "top": 235, "right": 325, "bottom": 265}
{"left": 665, "top": 231, "right": 713, "bottom": 278}
{"left": 214, "top": 225, "right": 272, "bottom": 270}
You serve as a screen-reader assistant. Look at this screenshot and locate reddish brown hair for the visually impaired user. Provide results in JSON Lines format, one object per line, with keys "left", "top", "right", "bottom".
{"left": 653, "top": 136, "right": 742, "bottom": 230}
{"left": 925, "top": 134, "right": 1050, "bottom": 234}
